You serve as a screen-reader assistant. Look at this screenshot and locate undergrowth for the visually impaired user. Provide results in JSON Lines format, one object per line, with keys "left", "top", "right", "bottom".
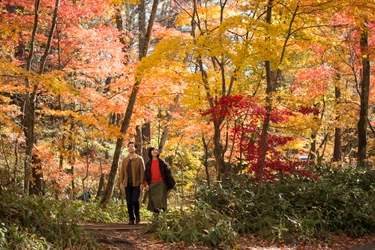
{"left": 2, "top": 165, "right": 375, "bottom": 249}
{"left": 198, "top": 165, "right": 375, "bottom": 243}
{"left": 0, "top": 191, "right": 150, "bottom": 249}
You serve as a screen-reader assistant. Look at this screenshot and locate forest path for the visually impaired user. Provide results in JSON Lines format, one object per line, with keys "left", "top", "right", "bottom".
{"left": 80, "top": 222, "right": 148, "bottom": 231}
{"left": 79, "top": 222, "right": 375, "bottom": 250}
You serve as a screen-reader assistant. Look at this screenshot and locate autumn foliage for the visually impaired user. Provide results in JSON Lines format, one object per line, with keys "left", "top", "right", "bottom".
{"left": 202, "top": 94, "right": 317, "bottom": 181}
{"left": 0, "top": 0, "right": 374, "bottom": 206}
{"left": 2, "top": 0, "right": 375, "bottom": 249}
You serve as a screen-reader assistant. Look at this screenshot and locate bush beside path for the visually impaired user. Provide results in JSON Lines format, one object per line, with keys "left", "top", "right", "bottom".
{"left": 82, "top": 223, "right": 375, "bottom": 250}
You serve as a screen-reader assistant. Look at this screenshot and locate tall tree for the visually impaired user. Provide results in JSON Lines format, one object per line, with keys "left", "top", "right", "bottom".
{"left": 357, "top": 20, "right": 370, "bottom": 167}
{"left": 257, "top": 0, "right": 275, "bottom": 194}
{"left": 333, "top": 81, "right": 343, "bottom": 162}
{"left": 100, "top": 0, "right": 160, "bottom": 206}
{"left": 22, "top": 0, "right": 60, "bottom": 195}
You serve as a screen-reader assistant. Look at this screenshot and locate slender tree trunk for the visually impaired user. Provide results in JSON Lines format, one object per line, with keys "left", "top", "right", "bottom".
{"left": 23, "top": 0, "right": 59, "bottom": 195}
{"left": 23, "top": 0, "right": 41, "bottom": 195}
{"left": 142, "top": 123, "right": 151, "bottom": 161}
{"left": 138, "top": 0, "right": 149, "bottom": 161}
{"left": 159, "top": 95, "right": 180, "bottom": 152}
{"left": 310, "top": 134, "right": 317, "bottom": 160}
{"left": 202, "top": 135, "right": 210, "bottom": 187}
{"left": 100, "top": 0, "right": 160, "bottom": 207}
{"left": 68, "top": 118, "right": 76, "bottom": 198}
{"left": 96, "top": 158, "right": 104, "bottom": 197}
{"left": 0, "top": 131, "right": 11, "bottom": 183}
{"left": 190, "top": 0, "right": 228, "bottom": 181}
{"left": 333, "top": 85, "right": 342, "bottom": 162}
{"left": 257, "top": 0, "right": 299, "bottom": 194}
{"left": 70, "top": 165, "right": 75, "bottom": 198}
{"left": 14, "top": 140, "right": 19, "bottom": 190}
{"left": 257, "top": 0, "right": 274, "bottom": 195}
{"left": 197, "top": 56, "right": 226, "bottom": 181}
{"left": 30, "top": 154, "right": 44, "bottom": 195}
{"left": 135, "top": 125, "right": 143, "bottom": 155}
{"left": 31, "top": 0, "right": 60, "bottom": 196}
{"left": 213, "top": 122, "right": 226, "bottom": 180}
{"left": 138, "top": 0, "right": 146, "bottom": 60}
{"left": 357, "top": 22, "right": 370, "bottom": 168}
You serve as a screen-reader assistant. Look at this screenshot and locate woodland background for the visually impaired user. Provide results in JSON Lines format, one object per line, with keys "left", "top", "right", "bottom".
{"left": 1, "top": 0, "right": 375, "bottom": 249}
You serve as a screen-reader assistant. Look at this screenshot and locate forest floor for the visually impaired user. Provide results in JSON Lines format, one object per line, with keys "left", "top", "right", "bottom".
{"left": 81, "top": 223, "right": 375, "bottom": 250}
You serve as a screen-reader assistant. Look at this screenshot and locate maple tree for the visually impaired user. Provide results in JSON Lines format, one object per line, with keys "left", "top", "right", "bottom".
{"left": 166, "top": 0, "right": 333, "bottom": 186}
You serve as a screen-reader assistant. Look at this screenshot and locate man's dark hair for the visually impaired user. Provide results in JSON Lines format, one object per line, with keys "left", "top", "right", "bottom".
{"left": 128, "top": 142, "right": 137, "bottom": 148}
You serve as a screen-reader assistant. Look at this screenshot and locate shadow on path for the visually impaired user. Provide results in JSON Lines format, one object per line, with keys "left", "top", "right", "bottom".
{"left": 79, "top": 222, "right": 148, "bottom": 230}
{"left": 346, "top": 244, "right": 375, "bottom": 250}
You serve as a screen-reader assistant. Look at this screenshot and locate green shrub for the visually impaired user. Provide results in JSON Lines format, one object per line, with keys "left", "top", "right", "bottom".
{"left": 198, "top": 165, "right": 375, "bottom": 242}
{"left": 0, "top": 191, "right": 101, "bottom": 249}
{"left": 143, "top": 202, "right": 238, "bottom": 249}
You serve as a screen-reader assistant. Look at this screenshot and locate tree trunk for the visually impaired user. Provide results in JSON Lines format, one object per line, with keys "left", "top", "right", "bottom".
{"left": 159, "top": 94, "right": 180, "bottom": 153}
{"left": 29, "top": 153, "right": 44, "bottom": 195}
{"left": 213, "top": 122, "right": 226, "bottom": 181}
{"left": 257, "top": 0, "right": 300, "bottom": 194}
{"left": 138, "top": 0, "right": 146, "bottom": 60}
{"left": 357, "top": 22, "right": 370, "bottom": 168}
{"left": 135, "top": 125, "right": 143, "bottom": 155}
{"left": 202, "top": 135, "right": 211, "bottom": 187}
{"left": 100, "top": 0, "right": 159, "bottom": 207}
{"left": 33, "top": 0, "right": 60, "bottom": 194}
{"left": 96, "top": 159, "right": 105, "bottom": 198}
{"left": 257, "top": 0, "right": 274, "bottom": 195}
{"left": 23, "top": 0, "right": 60, "bottom": 195}
{"left": 67, "top": 116, "right": 76, "bottom": 198}
{"left": 23, "top": 0, "right": 41, "bottom": 196}
{"left": 70, "top": 165, "right": 75, "bottom": 198}
{"left": 310, "top": 134, "right": 317, "bottom": 160}
{"left": 333, "top": 85, "right": 342, "bottom": 162}
{"left": 142, "top": 123, "right": 151, "bottom": 161}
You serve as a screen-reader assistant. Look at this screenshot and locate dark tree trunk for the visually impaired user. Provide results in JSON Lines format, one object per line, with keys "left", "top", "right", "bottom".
{"left": 357, "top": 24, "right": 370, "bottom": 168}
{"left": 135, "top": 125, "right": 143, "bottom": 156}
{"left": 71, "top": 165, "right": 75, "bottom": 198}
{"left": 257, "top": 0, "right": 274, "bottom": 195}
{"left": 213, "top": 122, "right": 226, "bottom": 181}
{"left": 202, "top": 135, "right": 211, "bottom": 187}
{"left": 142, "top": 123, "right": 151, "bottom": 161}
{"left": 23, "top": 0, "right": 60, "bottom": 195}
{"left": 333, "top": 86, "right": 342, "bottom": 161}
{"left": 23, "top": 0, "right": 41, "bottom": 196}
{"left": 29, "top": 154, "right": 44, "bottom": 195}
{"left": 96, "top": 159, "right": 105, "bottom": 198}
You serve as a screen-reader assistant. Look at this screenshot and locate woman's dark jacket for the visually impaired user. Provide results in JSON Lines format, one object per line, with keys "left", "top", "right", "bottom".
{"left": 145, "top": 158, "right": 175, "bottom": 189}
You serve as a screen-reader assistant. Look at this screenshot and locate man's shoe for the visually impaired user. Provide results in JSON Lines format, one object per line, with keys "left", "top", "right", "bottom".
{"left": 136, "top": 216, "right": 140, "bottom": 224}
{"left": 128, "top": 220, "right": 135, "bottom": 225}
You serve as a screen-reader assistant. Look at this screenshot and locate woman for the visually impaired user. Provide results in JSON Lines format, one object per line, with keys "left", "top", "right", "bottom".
{"left": 144, "top": 146, "right": 175, "bottom": 214}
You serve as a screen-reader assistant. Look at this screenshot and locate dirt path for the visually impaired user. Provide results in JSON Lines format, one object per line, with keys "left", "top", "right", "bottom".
{"left": 80, "top": 223, "right": 375, "bottom": 250}
{"left": 80, "top": 222, "right": 147, "bottom": 230}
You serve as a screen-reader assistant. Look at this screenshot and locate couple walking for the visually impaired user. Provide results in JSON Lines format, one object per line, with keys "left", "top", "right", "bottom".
{"left": 119, "top": 142, "right": 176, "bottom": 225}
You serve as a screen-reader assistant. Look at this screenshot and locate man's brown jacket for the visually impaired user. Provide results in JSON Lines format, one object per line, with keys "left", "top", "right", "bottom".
{"left": 119, "top": 154, "right": 145, "bottom": 187}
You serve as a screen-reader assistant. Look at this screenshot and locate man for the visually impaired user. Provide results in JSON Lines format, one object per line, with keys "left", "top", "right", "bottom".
{"left": 119, "top": 142, "right": 145, "bottom": 225}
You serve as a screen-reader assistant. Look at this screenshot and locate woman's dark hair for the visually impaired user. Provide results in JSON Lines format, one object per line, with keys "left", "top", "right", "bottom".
{"left": 148, "top": 146, "right": 160, "bottom": 160}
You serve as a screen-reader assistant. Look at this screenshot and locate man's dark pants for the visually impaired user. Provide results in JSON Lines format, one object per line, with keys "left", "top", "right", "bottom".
{"left": 125, "top": 184, "right": 140, "bottom": 222}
